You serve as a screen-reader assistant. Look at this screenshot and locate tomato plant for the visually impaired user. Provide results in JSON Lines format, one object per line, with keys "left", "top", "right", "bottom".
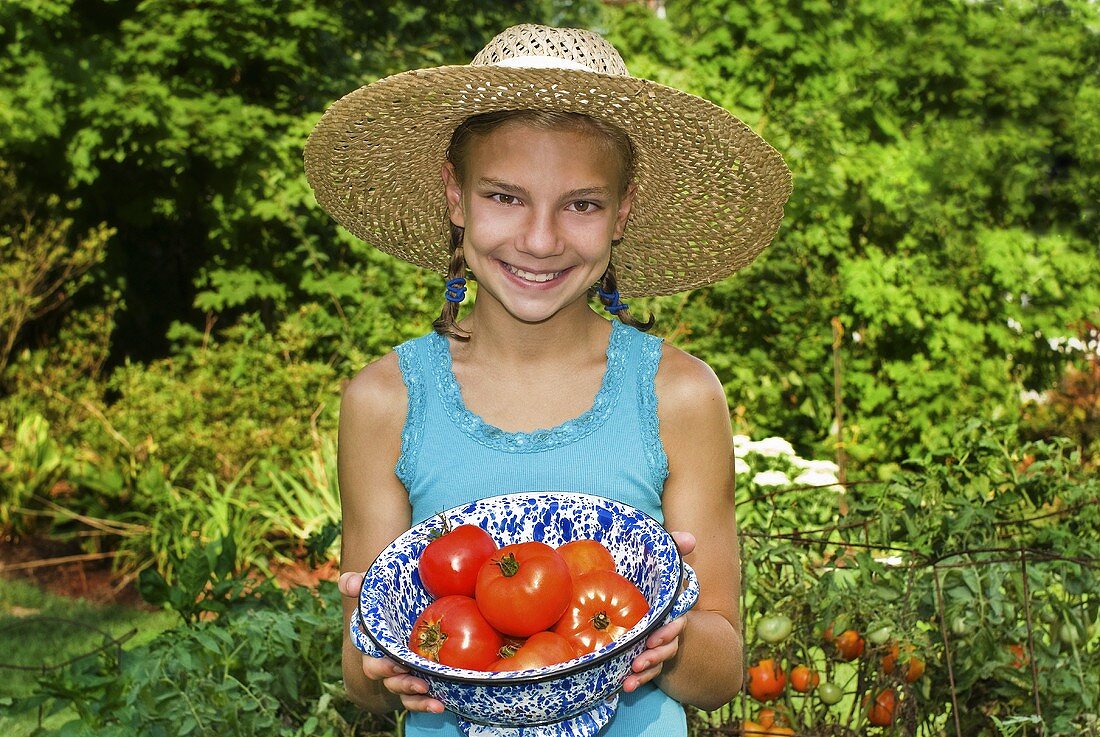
{"left": 418, "top": 521, "right": 497, "bottom": 598}
{"left": 867, "top": 625, "right": 892, "bottom": 645}
{"left": 817, "top": 681, "right": 843, "bottom": 705}
{"left": 864, "top": 687, "right": 898, "bottom": 726}
{"left": 756, "top": 614, "right": 793, "bottom": 644}
{"left": 553, "top": 569, "right": 649, "bottom": 654}
{"left": 882, "top": 642, "right": 925, "bottom": 682}
{"left": 756, "top": 707, "right": 780, "bottom": 728}
{"left": 409, "top": 595, "right": 505, "bottom": 670}
{"left": 489, "top": 631, "right": 578, "bottom": 672}
{"left": 834, "top": 629, "right": 865, "bottom": 660}
{"left": 475, "top": 541, "right": 572, "bottom": 637}
{"left": 556, "top": 539, "right": 616, "bottom": 580}
{"left": 789, "top": 664, "right": 820, "bottom": 692}
{"left": 747, "top": 658, "right": 787, "bottom": 702}
{"left": 742, "top": 720, "right": 770, "bottom": 736}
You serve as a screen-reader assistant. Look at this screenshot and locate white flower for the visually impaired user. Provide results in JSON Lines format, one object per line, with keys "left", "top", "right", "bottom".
{"left": 735, "top": 457, "right": 751, "bottom": 475}
{"left": 752, "top": 470, "right": 790, "bottom": 487}
{"left": 790, "top": 457, "right": 840, "bottom": 474}
{"left": 1019, "top": 390, "right": 1047, "bottom": 405}
{"left": 1006, "top": 318, "right": 1022, "bottom": 333}
{"left": 875, "top": 555, "right": 905, "bottom": 567}
{"left": 732, "top": 434, "right": 752, "bottom": 447}
{"left": 852, "top": 330, "right": 862, "bottom": 343}
{"left": 794, "top": 469, "right": 841, "bottom": 489}
{"left": 748, "top": 436, "right": 795, "bottom": 457}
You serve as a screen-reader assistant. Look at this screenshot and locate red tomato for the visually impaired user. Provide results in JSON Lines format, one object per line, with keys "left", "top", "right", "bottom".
{"left": 789, "top": 664, "right": 820, "bottom": 692}
{"left": 489, "top": 631, "right": 579, "bottom": 672}
{"left": 409, "top": 595, "right": 505, "bottom": 670}
{"left": 556, "top": 539, "right": 617, "bottom": 580}
{"left": 553, "top": 569, "right": 650, "bottom": 654}
{"left": 747, "top": 658, "right": 787, "bottom": 702}
{"left": 418, "top": 522, "right": 497, "bottom": 598}
{"left": 834, "top": 629, "right": 865, "bottom": 660}
{"left": 865, "top": 687, "right": 898, "bottom": 726}
{"left": 475, "top": 541, "right": 572, "bottom": 637}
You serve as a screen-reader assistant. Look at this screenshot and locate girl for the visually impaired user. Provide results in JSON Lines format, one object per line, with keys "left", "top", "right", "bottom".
{"left": 305, "top": 24, "right": 791, "bottom": 737}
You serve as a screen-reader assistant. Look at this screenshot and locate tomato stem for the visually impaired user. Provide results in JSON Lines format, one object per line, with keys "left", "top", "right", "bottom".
{"left": 415, "top": 621, "right": 447, "bottom": 661}
{"left": 428, "top": 513, "right": 452, "bottom": 540}
{"left": 591, "top": 611, "right": 611, "bottom": 631}
{"left": 494, "top": 553, "right": 520, "bottom": 578}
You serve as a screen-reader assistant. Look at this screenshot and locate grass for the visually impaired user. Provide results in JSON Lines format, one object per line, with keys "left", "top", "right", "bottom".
{"left": 0, "top": 577, "right": 177, "bottom": 736}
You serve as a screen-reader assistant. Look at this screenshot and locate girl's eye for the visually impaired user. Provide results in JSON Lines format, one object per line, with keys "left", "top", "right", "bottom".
{"left": 570, "top": 200, "right": 600, "bottom": 213}
{"left": 491, "top": 194, "right": 518, "bottom": 205}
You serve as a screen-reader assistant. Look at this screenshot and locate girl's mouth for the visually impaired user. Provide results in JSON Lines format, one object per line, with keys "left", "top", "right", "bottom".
{"left": 501, "top": 262, "right": 565, "bottom": 284}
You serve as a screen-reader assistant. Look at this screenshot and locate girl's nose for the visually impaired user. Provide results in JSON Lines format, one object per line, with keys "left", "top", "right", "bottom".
{"left": 517, "top": 209, "right": 564, "bottom": 258}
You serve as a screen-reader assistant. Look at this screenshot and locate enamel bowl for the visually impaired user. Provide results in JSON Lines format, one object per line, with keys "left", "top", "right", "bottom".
{"left": 351, "top": 491, "right": 698, "bottom": 737}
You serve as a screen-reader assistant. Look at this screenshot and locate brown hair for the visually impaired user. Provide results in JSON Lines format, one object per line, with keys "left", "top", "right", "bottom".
{"left": 433, "top": 110, "right": 653, "bottom": 339}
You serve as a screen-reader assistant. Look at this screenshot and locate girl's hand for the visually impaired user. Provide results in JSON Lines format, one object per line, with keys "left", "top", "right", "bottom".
{"left": 339, "top": 571, "right": 446, "bottom": 714}
{"left": 622, "top": 531, "right": 696, "bottom": 694}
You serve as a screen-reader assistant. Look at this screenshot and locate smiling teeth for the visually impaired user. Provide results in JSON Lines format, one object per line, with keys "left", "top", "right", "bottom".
{"left": 506, "top": 264, "right": 561, "bottom": 283}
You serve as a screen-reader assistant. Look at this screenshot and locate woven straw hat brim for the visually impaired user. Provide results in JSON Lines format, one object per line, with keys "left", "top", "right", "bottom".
{"left": 304, "top": 65, "right": 792, "bottom": 298}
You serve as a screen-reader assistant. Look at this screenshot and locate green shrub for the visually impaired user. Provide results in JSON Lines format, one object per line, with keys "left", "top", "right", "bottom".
{"left": 12, "top": 583, "right": 397, "bottom": 737}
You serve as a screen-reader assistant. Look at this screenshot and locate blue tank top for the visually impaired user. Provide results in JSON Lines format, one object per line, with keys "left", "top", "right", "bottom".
{"left": 393, "top": 319, "right": 688, "bottom": 737}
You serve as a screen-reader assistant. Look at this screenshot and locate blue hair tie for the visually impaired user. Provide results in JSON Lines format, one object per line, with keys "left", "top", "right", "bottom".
{"left": 596, "top": 287, "right": 629, "bottom": 315}
{"left": 444, "top": 277, "right": 467, "bottom": 304}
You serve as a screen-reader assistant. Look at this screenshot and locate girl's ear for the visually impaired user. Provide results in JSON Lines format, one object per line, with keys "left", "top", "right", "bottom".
{"left": 441, "top": 162, "right": 465, "bottom": 228}
{"left": 613, "top": 182, "right": 637, "bottom": 241}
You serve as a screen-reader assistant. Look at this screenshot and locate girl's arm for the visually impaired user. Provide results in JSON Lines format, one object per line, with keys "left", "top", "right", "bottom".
{"left": 623, "top": 345, "right": 743, "bottom": 711}
{"left": 337, "top": 352, "right": 444, "bottom": 714}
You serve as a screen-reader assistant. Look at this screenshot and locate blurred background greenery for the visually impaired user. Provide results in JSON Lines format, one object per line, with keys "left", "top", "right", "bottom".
{"left": 1, "top": 0, "right": 1097, "bottom": 735}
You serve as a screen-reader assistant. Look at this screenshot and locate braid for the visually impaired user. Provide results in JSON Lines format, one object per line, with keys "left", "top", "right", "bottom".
{"left": 432, "top": 223, "right": 471, "bottom": 341}
{"left": 597, "top": 262, "right": 654, "bottom": 331}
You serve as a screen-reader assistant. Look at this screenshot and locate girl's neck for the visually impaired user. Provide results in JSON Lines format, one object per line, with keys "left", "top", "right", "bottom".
{"left": 456, "top": 298, "right": 610, "bottom": 369}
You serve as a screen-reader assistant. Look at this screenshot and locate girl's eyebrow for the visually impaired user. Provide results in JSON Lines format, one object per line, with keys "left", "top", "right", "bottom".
{"left": 477, "top": 178, "right": 611, "bottom": 201}
{"left": 562, "top": 187, "right": 612, "bottom": 200}
{"left": 478, "top": 178, "right": 529, "bottom": 196}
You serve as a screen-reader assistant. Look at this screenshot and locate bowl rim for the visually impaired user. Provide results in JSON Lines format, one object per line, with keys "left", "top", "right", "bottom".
{"left": 358, "top": 490, "right": 684, "bottom": 685}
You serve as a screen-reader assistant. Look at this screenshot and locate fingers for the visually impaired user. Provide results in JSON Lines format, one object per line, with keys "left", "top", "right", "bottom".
{"left": 622, "top": 614, "right": 688, "bottom": 693}
{"left": 339, "top": 571, "right": 365, "bottom": 597}
{"left": 362, "top": 656, "right": 445, "bottom": 713}
{"left": 670, "top": 530, "right": 696, "bottom": 557}
{"left": 646, "top": 614, "right": 687, "bottom": 649}
{"left": 362, "top": 655, "right": 408, "bottom": 679}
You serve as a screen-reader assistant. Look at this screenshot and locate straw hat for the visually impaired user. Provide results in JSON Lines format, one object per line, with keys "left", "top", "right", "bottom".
{"left": 304, "top": 24, "right": 792, "bottom": 297}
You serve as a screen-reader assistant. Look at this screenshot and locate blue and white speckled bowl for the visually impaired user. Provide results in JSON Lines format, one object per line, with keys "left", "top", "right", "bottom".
{"left": 351, "top": 492, "right": 698, "bottom": 737}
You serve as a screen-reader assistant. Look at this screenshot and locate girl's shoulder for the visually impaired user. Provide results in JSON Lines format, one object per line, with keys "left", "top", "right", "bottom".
{"left": 340, "top": 350, "right": 407, "bottom": 430}
{"left": 654, "top": 342, "right": 728, "bottom": 422}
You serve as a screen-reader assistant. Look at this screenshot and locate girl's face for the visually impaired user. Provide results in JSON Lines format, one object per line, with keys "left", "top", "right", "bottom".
{"left": 442, "top": 122, "right": 635, "bottom": 325}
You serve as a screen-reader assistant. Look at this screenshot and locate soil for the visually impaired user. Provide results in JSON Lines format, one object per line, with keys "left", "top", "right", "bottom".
{"left": 0, "top": 534, "right": 339, "bottom": 610}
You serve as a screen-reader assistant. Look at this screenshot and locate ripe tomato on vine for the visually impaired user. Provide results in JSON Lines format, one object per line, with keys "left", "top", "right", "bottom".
{"left": 883, "top": 642, "right": 926, "bottom": 682}
{"left": 864, "top": 687, "right": 898, "bottom": 726}
{"left": 747, "top": 658, "right": 787, "bottom": 702}
{"left": 834, "top": 629, "right": 865, "bottom": 660}
{"left": 789, "top": 664, "right": 820, "bottom": 692}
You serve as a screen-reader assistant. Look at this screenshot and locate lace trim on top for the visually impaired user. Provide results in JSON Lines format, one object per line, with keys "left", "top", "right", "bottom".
{"left": 428, "top": 321, "right": 630, "bottom": 453}
{"left": 394, "top": 340, "right": 425, "bottom": 488}
{"left": 638, "top": 334, "right": 669, "bottom": 489}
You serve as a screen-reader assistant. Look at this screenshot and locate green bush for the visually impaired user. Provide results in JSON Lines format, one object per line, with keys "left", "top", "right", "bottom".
{"left": 11, "top": 582, "right": 397, "bottom": 737}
